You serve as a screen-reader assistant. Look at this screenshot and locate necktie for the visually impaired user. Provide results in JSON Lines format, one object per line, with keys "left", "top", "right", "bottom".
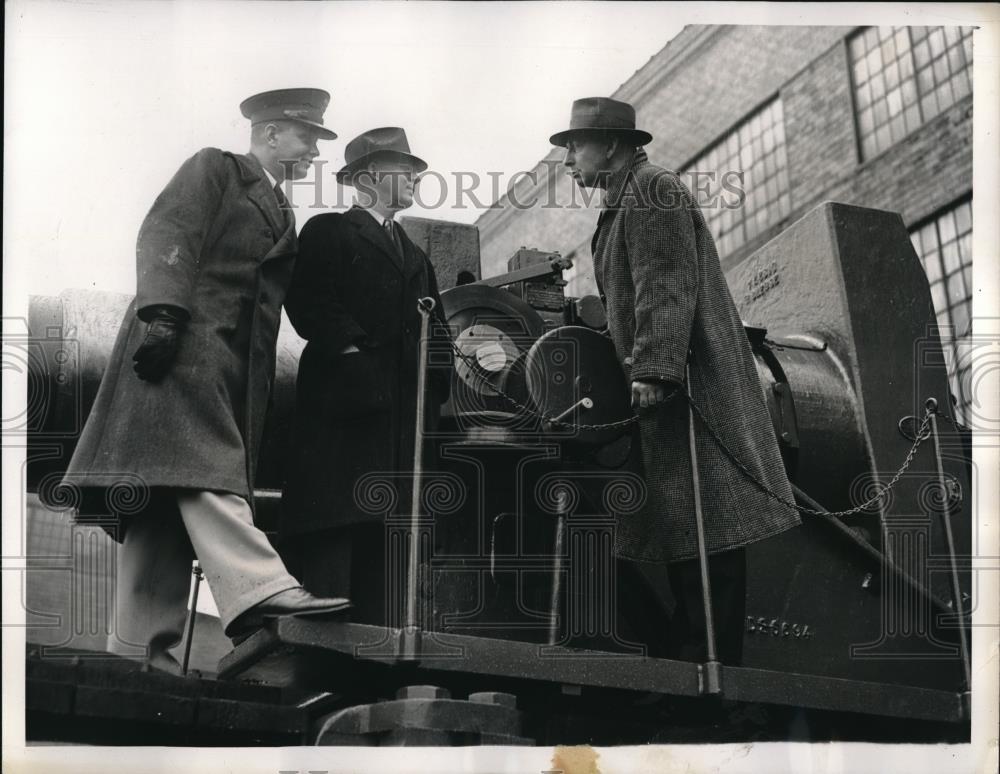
{"left": 273, "top": 181, "right": 288, "bottom": 209}
{"left": 384, "top": 219, "right": 404, "bottom": 262}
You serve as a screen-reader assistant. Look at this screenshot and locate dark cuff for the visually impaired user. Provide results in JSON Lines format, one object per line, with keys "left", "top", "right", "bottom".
{"left": 137, "top": 304, "right": 190, "bottom": 324}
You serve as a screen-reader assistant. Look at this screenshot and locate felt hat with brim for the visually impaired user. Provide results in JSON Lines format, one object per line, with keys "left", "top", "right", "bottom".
{"left": 549, "top": 97, "right": 652, "bottom": 148}
{"left": 240, "top": 88, "right": 337, "bottom": 139}
{"left": 336, "top": 127, "right": 428, "bottom": 185}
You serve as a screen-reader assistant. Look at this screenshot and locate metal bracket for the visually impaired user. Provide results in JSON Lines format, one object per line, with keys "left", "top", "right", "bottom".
{"left": 474, "top": 257, "right": 573, "bottom": 288}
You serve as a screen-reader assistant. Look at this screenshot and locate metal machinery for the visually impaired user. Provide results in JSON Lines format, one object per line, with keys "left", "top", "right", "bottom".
{"left": 24, "top": 203, "right": 972, "bottom": 745}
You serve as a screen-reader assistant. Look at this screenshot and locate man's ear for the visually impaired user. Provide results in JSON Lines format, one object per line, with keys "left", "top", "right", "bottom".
{"left": 262, "top": 122, "right": 281, "bottom": 147}
{"left": 605, "top": 135, "right": 621, "bottom": 160}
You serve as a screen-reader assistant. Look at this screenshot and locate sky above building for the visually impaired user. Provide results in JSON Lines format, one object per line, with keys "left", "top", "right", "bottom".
{"left": 7, "top": 0, "right": 685, "bottom": 295}
{"left": 6, "top": 1, "right": 993, "bottom": 298}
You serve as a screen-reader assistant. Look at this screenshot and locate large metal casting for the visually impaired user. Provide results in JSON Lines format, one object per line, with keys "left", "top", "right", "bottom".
{"left": 23, "top": 202, "right": 973, "bottom": 743}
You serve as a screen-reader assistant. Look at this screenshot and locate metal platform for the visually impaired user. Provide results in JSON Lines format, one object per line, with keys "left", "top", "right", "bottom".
{"left": 220, "top": 619, "right": 967, "bottom": 725}
{"left": 25, "top": 645, "right": 321, "bottom": 745}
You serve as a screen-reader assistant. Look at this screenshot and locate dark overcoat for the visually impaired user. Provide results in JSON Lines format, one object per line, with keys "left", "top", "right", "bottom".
{"left": 66, "top": 149, "right": 297, "bottom": 528}
{"left": 592, "top": 149, "right": 800, "bottom": 563}
{"left": 281, "top": 206, "right": 452, "bottom": 535}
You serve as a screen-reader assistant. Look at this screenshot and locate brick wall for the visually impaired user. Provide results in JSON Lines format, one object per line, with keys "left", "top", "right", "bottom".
{"left": 477, "top": 24, "right": 973, "bottom": 290}
{"left": 729, "top": 36, "right": 974, "bottom": 273}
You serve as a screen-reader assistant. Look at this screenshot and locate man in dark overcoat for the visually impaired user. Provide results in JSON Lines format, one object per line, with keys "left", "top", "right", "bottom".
{"left": 65, "top": 89, "right": 350, "bottom": 672}
{"left": 281, "top": 127, "right": 452, "bottom": 624}
{"left": 551, "top": 97, "right": 800, "bottom": 665}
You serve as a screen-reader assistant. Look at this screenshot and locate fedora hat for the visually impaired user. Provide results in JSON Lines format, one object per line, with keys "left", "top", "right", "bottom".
{"left": 549, "top": 97, "right": 652, "bottom": 148}
{"left": 336, "top": 127, "right": 428, "bottom": 185}
{"left": 240, "top": 88, "right": 337, "bottom": 139}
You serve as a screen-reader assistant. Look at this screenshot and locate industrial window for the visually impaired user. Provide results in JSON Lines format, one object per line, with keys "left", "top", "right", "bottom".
{"left": 684, "top": 97, "right": 791, "bottom": 259}
{"left": 850, "top": 26, "right": 973, "bottom": 161}
{"left": 910, "top": 199, "right": 973, "bottom": 423}
{"left": 26, "top": 502, "right": 73, "bottom": 557}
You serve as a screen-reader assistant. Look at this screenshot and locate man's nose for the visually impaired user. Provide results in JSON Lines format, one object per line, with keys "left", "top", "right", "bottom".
{"left": 563, "top": 150, "right": 574, "bottom": 168}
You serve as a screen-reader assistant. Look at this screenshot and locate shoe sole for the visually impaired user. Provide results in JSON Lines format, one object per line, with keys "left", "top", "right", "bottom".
{"left": 228, "top": 604, "right": 353, "bottom": 643}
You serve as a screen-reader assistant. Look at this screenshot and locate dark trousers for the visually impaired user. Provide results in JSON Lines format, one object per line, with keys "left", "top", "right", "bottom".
{"left": 665, "top": 547, "right": 747, "bottom": 665}
{"left": 280, "top": 523, "right": 389, "bottom": 627}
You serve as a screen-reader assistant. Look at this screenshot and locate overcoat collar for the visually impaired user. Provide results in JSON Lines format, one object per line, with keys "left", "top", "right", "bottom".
{"left": 603, "top": 148, "right": 649, "bottom": 211}
{"left": 592, "top": 149, "right": 649, "bottom": 252}
{"left": 229, "top": 152, "right": 291, "bottom": 237}
{"left": 344, "top": 206, "right": 422, "bottom": 279}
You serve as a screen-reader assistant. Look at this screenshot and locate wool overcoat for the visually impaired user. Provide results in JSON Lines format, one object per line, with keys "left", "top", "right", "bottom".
{"left": 65, "top": 148, "right": 297, "bottom": 531}
{"left": 591, "top": 149, "right": 800, "bottom": 563}
{"left": 281, "top": 207, "right": 453, "bottom": 535}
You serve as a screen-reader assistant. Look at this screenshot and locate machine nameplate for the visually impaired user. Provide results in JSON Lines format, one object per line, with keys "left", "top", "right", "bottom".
{"left": 743, "top": 260, "right": 781, "bottom": 305}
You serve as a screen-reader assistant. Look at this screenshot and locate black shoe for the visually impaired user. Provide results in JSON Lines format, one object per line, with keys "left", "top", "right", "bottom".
{"left": 225, "top": 587, "right": 352, "bottom": 638}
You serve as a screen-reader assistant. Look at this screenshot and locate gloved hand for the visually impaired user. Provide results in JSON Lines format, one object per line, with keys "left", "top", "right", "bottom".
{"left": 132, "top": 306, "right": 186, "bottom": 382}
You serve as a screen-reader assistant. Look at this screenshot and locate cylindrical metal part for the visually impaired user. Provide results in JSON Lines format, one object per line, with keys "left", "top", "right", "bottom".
{"left": 25, "top": 290, "right": 306, "bottom": 495}
{"left": 181, "top": 561, "right": 203, "bottom": 675}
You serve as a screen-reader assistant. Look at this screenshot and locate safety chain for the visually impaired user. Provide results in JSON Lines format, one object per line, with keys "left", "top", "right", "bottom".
{"left": 687, "top": 399, "right": 935, "bottom": 517}
{"left": 445, "top": 337, "right": 943, "bottom": 517}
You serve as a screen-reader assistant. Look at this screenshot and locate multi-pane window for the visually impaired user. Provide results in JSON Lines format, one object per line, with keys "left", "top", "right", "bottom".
{"left": 685, "top": 97, "right": 791, "bottom": 258}
{"left": 850, "top": 26, "right": 973, "bottom": 160}
{"left": 910, "top": 200, "right": 973, "bottom": 423}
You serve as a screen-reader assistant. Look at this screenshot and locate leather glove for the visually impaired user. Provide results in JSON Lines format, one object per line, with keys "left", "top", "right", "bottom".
{"left": 132, "top": 306, "right": 186, "bottom": 382}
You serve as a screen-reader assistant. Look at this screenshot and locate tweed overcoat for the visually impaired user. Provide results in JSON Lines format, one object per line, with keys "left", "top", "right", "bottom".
{"left": 281, "top": 207, "right": 453, "bottom": 535}
{"left": 65, "top": 148, "right": 297, "bottom": 531}
{"left": 592, "top": 150, "right": 799, "bottom": 563}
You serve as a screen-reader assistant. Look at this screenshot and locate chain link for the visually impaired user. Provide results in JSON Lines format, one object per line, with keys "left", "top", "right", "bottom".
{"left": 444, "top": 338, "right": 939, "bottom": 517}
{"left": 687, "top": 399, "right": 934, "bottom": 517}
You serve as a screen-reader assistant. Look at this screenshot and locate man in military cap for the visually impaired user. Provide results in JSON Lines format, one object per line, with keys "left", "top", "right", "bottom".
{"left": 280, "top": 127, "right": 453, "bottom": 624}
{"left": 66, "top": 88, "right": 349, "bottom": 672}
{"left": 550, "top": 97, "right": 800, "bottom": 665}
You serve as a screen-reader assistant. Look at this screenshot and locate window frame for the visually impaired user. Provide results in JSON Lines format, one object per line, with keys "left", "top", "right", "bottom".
{"left": 908, "top": 195, "right": 974, "bottom": 423}
{"left": 680, "top": 92, "right": 792, "bottom": 259}
{"left": 848, "top": 25, "right": 973, "bottom": 164}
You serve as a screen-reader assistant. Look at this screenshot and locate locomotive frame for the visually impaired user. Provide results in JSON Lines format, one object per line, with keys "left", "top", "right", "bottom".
{"left": 23, "top": 202, "right": 975, "bottom": 747}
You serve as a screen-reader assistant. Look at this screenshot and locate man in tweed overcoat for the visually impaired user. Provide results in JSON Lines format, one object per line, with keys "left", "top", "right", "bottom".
{"left": 552, "top": 97, "right": 800, "bottom": 664}
{"left": 65, "top": 89, "right": 350, "bottom": 672}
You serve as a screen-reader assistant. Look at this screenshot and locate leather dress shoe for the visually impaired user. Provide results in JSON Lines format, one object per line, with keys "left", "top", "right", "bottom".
{"left": 225, "top": 587, "right": 351, "bottom": 638}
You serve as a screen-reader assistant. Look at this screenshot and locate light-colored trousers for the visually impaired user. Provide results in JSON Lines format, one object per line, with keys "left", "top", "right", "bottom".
{"left": 107, "top": 490, "right": 299, "bottom": 671}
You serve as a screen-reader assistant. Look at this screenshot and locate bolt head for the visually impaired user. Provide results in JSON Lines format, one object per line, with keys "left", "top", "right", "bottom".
{"left": 396, "top": 684, "right": 450, "bottom": 700}
{"left": 468, "top": 691, "right": 517, "bottom": 708}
